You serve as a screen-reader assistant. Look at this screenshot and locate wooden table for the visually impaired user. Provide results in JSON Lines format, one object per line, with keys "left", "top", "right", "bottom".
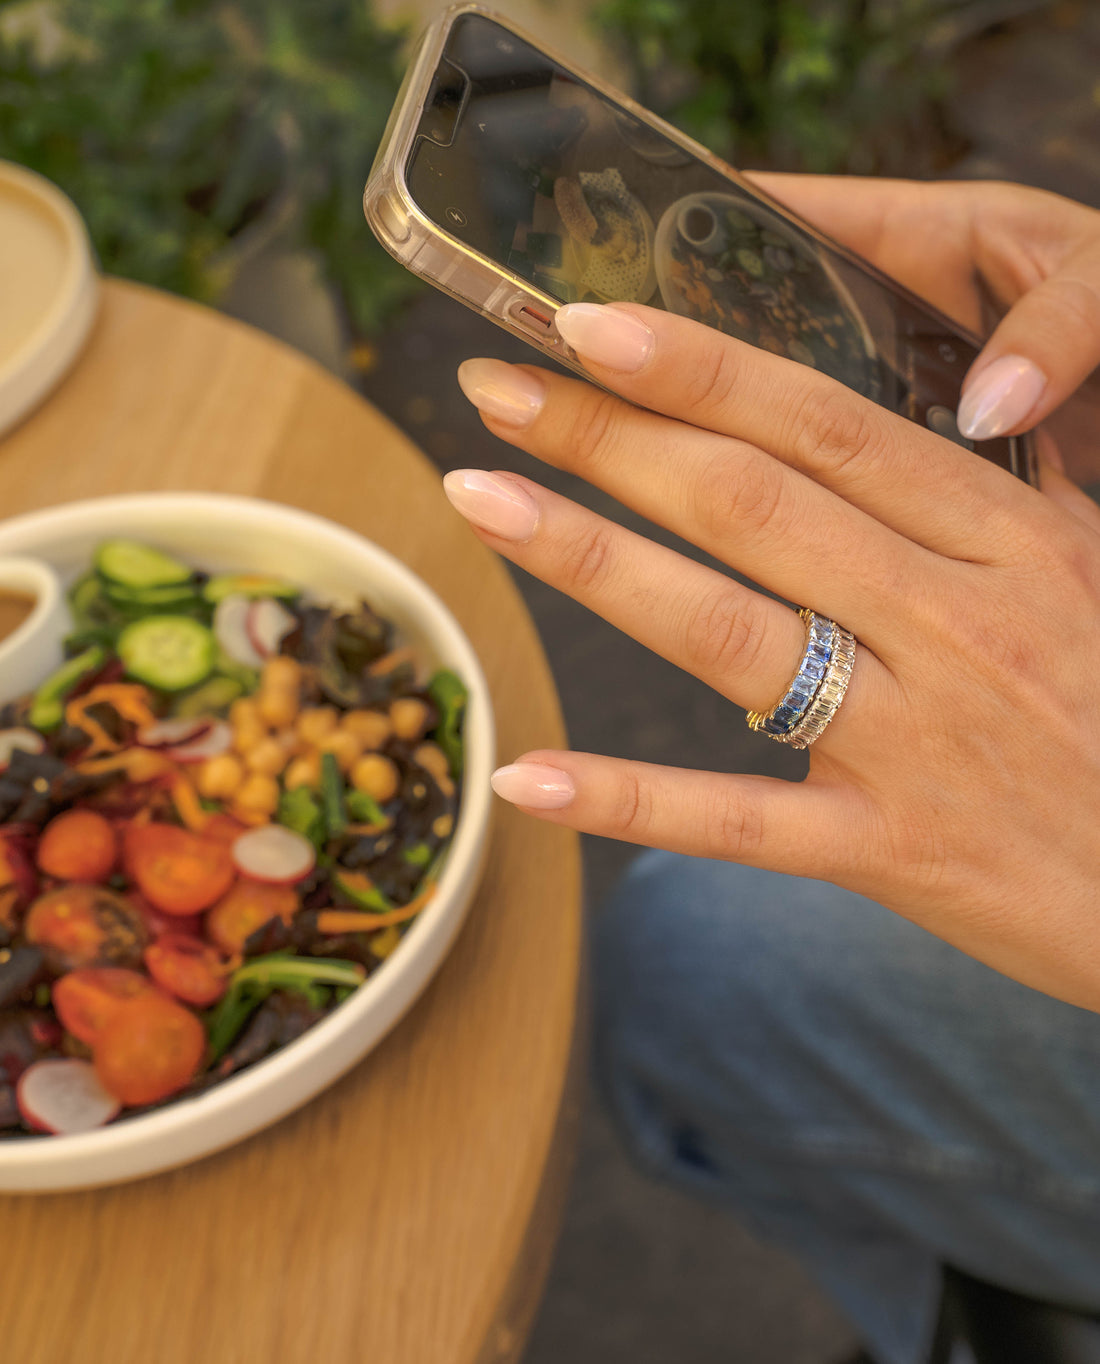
{"left": 0, "top": 280, "right": 583, "bottom": 1364}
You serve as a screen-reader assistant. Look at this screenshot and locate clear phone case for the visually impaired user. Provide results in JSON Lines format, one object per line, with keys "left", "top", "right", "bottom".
{"left": 364, "top": 4, "right": 1037, "bottom": 484}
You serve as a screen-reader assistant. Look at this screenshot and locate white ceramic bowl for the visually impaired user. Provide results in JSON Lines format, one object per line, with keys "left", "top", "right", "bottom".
{"left": 0, "top": 555, "right": 71, "bottom": 706}
{"left": 0, "top": 493, "right": 494, "bottom": 1192}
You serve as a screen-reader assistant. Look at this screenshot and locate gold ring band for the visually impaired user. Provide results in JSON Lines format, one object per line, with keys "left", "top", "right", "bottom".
{"left": 746, "top": 608, "right": 856, "bottom": 748}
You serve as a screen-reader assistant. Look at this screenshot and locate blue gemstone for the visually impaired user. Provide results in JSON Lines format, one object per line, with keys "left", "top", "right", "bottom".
{"left": 802, "top": 658, "right": 826, "bottom": 684}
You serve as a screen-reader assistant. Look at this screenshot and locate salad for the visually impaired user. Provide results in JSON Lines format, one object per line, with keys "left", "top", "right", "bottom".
{"left": 0, "top": 539, "right": 466, "bottom": 1137}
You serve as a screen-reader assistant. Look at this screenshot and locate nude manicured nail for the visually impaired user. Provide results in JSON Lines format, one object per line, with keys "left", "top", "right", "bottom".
{"left": 491, "top": 762, "right": 575, "bottom": 810}
{"left": 442, "top": 469, "right": 539, "bottom": 541}
{"left": 457, "top": 358, "right": 546, "bottom": 426}
{"left": 957, "top": 355, "right": 1046, "bottom": 441}
{"left": 554, "top": 304, "right": 655, "bottom": 373}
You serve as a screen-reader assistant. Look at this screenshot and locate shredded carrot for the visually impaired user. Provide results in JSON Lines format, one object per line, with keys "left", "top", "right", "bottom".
{"left": 66, "top": 684, "right": 158, "bottom": 757}
{"left": 344, "top": 821, "right": 391, "bottom": 837}
{"left": 367, "top": 646, "right": 415, "bottom": 677}
{"left": 317, "top": 885, "right": 437, "bottom": 935}
{"left": 171, "top": 772, "right": 209, "bottom": 833}
{"left": 75, "top": 747, "right": 175, "bottom": 782}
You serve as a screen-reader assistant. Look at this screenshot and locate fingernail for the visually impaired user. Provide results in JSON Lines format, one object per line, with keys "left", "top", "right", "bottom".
{"left": 442, "top": 469, "right": 540, "bottom": 541}
{"left": 457, "top": 358, "right": 546, "bottom": 426}
{"left": 491, "top": 762, "right": 575, "bottom": 810}
{"left": 957, "top": 355, "right": 1046, "bottom": 441}
{"left": 555, "top": 304, "right": 655, "bottom": 373}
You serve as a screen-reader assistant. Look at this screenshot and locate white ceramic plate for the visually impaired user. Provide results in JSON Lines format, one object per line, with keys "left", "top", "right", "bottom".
{"left": 0, "top": 161, "right": 99, "bottom": 438}
{"left": 0, "top": 493, "right": 494, "bottom": 1192}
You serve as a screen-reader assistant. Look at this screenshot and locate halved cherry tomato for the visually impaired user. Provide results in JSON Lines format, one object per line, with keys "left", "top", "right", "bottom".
{"left": 53, "top": 967, "right": 157, "bottom": 1047}
{"left": 206, "top": 878, "right": 298, "bottom": 953}
{"left": 135, "top": 894, "right": 203, "bottom": 941}
{"left": 202, "top": 813, "right": 249, "bottom": 845}
{"left": 124, "top": 822, "right": 235, "bottom": 916}
{"left": 93, "top": 992, "right": 206, "bottom": 1107}
{"left": 145, "top": 934, "right": 232, "bottom": 1007}
{"left": 25, "top": 884, "right": 148, "bottom": 971}
{"left": 36, "top": 809, "right": 118, "bottom": 883}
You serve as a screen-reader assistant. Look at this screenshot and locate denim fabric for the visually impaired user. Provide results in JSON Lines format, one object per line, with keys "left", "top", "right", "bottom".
{"left": 593, "top": 851, "right": 1100, "bottom": 1364}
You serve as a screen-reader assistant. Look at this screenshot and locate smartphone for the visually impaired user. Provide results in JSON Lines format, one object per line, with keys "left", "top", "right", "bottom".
{"left": 364, "top": 4, "right": 1037, "bottom": 485}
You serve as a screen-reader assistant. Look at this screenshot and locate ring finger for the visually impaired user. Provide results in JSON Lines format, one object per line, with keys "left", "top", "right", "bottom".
{"left": 442, "top": 468, "right": 891, "bottom": 751}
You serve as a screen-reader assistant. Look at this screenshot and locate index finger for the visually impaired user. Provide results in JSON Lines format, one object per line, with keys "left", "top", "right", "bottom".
{"left": 551, "top": 302, "right": 1050, "bottom": 563}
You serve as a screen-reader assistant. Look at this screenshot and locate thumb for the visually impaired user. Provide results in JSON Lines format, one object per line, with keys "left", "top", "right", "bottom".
{"left": 958, "top": 240, "right": 1100, "bottom": 441}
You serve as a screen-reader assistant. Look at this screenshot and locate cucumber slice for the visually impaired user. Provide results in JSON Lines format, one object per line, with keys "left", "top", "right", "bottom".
{"left": 103, "top": 581, "right": 204, "bottom": 612}
{"left": 203, "top": 573, "right": 300, "bottom": 604}
{"left": 94, "top": 539, "right": 192, "bottom": 589}
{"left": 117, "top": 616, "right": 215, "bottom": 691}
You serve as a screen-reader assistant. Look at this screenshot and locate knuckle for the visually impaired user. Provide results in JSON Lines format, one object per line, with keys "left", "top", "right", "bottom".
{"left": 563, "top": 391, "right": 625, "bottom": 476}
{"left": 681, "top": 585, "right": 767, "bottom": 683}
{"left": 558, "top": 522, "right": 616, "bottom": 595}
{"left": 680, "top": 342, "right": 741, "bottom": 417}
{"left": 787, "top": 383, "right": 886, "bottom": 481}
{"left": 606, "top": 768, "right": 654, "bottom": 842}
{"left": 1041, "top": 273, "right": 1100, "bottom": 340}
{"left": 704, "top": 788, "right": 765, "bottom": 862}
{"left": 691, "top": 448, "right": 786, "bottom": 543}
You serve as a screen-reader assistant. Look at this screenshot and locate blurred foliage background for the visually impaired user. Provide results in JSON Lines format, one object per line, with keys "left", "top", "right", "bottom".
{"left": 0, "top": 0, "right": 417, "bottom": 335}
{"left": 592, "top": 0, "right": 1042, "bottom": 174}
{"left": 0, "top": 0, "right": 1047, "bottom": 336}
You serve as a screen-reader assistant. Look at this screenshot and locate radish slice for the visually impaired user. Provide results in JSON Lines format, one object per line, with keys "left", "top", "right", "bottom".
{"left": 137, "top": 718, "right": 212, "bottom": 750}
{"left": 232, "top": 825, "right": 316, "bottom": 883}
{"left": 164, "top": 719, "right": 232, "bottom": 764}
{"left": 214, "top": 594, "right": 265, "bottom": 669}
{"left": 17, "top": 1058, "right": 122, "bottom": 1134}
{"left": 0, "top": 728, "right": 45, "bottom": 770}
{"left": 246, "top": 598, "right": 297, "bottom": 659}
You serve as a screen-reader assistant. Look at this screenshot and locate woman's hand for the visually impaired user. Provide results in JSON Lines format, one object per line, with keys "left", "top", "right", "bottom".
{"left": 748, "top": 174, "right": 1100, "bottom": 484}
{"left": 443, "top": 181, "right": 1100, "bottom": 1011}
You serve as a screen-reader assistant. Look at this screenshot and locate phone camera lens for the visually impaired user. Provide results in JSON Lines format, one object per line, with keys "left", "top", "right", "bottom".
{"left": 445, "top": 207, "right": 468, "bottom": 227}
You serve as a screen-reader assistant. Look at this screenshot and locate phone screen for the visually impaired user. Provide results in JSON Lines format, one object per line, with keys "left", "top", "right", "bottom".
{"left": 404, "top": 11, "right": 1030, "bottom": 480}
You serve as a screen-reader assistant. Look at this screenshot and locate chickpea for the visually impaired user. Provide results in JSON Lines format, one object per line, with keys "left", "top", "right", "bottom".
{"left": 284, "top": 752, "right": 322, "bottom": 790}
{"left": 197, "top": 753, "right": 246, "bottom": 801}
{"left": 232, "top": 719, "right": 268, "bottom": 756}
{"left": 350, "top": 753, "right": 400, "bottom": 804}
{"left": 296, "top": 706, "right": 340, "bottom": 747}
{"left": 341, "top": 709, "right": 391, "bottom": 750}
{"left": 317, "top": 728, "right": 363, "bottom": 774}
{"left": 432, "top": 813, "right": 454, "bottom": 840}
{"left": 229, "top": 697, "right": 261, "bottom": 731}
{"left": 246, "top": 735, "right": 290, "bottom": 777}
{"left": 262, "top": 655, "right": 301, "bottom": 689}
{"left": 389, "top": 697, "right": 431, "bottom": 743}
{"left": 234, "top": 772, "right": 280, "bottom": 817}
{"left": 257, "top": 684, "right": 298, "bottom": 730}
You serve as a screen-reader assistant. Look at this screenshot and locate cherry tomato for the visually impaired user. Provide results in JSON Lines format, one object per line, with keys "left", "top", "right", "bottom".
{"left": 53, "top": 967, "right": 157, "bottom": 1047}
{"left": 124, "top": 822, "right": 235, "bottom": 916}
{"left": 145, "top": 934, "right": 231, "bottom": 1007}
{"left": 206, "top": 878, "right": 298, "bottom": 953}
{"left": 202, "top": 813, "right": 248, "bottom": 845}
{"left": 36, "top": 809, "right": 118, "bottom": 883}
{"left": 25, "top": 884, "right": 148, "bottom": 971}
{"left": 136, "top": 894, "right": 203, "bottom": 941}
{"left": 93, "top": 992, "right": 206, "bottom": 1107}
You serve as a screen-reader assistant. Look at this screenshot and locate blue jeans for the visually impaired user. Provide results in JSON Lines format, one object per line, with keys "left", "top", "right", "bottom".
{"left": 593, "top": 852, "right": 1100, "bottom": 1364}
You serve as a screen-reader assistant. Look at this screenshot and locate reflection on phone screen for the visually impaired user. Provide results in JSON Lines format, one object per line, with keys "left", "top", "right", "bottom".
{"left": 404, "top": 12, "right": 1029, "bottom": 480}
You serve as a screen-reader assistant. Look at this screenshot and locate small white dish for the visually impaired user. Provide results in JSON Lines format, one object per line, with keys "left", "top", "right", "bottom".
{"left": 0, "top": 555, "right": 70, "bottom": 707}
{"left": 0, "top": 161, "right": 99, "bottom": 438}
{"left": 0, "top": 493, "right": 494, "bottom": 1191}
